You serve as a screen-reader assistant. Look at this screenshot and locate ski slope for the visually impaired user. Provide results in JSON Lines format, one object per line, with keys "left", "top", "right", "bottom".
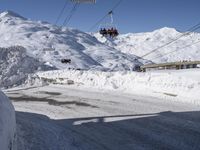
{"left": 94, "top": 27, "right": 200, "bottom": 63}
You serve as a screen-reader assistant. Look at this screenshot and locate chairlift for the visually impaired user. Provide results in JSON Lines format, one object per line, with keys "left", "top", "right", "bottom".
{"left": 61, "top": 58, "right": 71, "bottom": 64}
{"left": 43, "top": 45, "right": 55, "bottom": 51}
{"left": 99, "top": 11, "right": 119, "bottom": 38}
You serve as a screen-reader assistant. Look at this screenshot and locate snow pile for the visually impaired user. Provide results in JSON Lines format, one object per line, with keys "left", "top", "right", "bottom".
{"left": 0, "top": 10, "right": 148, "bottom": 71}
{"left": 0, "top": 46, "right": 55, "bottom": 88}
{"left": 32, "top": 69, "right": 200, "bottom": 104}
{"left": 94, "top": 27, "right": 200, "bottom": 63}
{"left": 0, "top": 90, "right": 16, "bottom": 150}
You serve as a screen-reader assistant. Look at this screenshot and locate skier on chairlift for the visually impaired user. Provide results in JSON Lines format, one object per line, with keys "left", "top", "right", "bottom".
{"left": 100, "top": 28, "right": 107, "bottom": 37}
{"left": 99, "top": 11, "right": 119, "bottom": 38}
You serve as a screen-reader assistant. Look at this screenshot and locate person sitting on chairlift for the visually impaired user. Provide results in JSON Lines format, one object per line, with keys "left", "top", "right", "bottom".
{"left": 107, "top": 28, "right": 112, "bottom": 38}
{"left": 100, "top": 28, "right": 118, "bottom": 38}
{"left": 100, "top": 28, "right": 107, "bottom": 37}
{"left": 113, "top": 28, "right": 119, "bottom": 37}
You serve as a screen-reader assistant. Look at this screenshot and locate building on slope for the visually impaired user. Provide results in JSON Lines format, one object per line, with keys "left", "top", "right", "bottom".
{"left": 141, "top": 61, "right": 200, "bottom": 72}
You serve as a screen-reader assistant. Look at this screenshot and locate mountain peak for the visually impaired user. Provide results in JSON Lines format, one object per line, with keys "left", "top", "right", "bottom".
{"left": 154, "top": 27, "right": 179, "bottom": 33}
{"left": 0, "top": 10, "right": 26, "bottom": 20}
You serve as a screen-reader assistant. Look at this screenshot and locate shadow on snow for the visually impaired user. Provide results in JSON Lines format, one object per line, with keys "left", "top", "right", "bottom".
{"left": 16, "top": 111, "right": 200, "bottom": 150}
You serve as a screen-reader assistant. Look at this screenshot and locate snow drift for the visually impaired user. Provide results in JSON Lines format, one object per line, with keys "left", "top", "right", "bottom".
{"left": 0, "top": 90, "right": 16, "bottom": 150}
{"left": 30, "top": 69, "right": 200, "bottom": 105}
{"left": 94, "top": 27, "right": 200, "bottom": 63}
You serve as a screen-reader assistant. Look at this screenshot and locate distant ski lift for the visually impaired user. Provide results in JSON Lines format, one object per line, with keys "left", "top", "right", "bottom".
{"left": 43, "top": 48, "right": 55, "bottom": 51}
{"left": 71, "top": 0, "right": 96, "bottom": 3}
{"left": 43, "top": 46, "right": 55, "bottom": 51}
{"left": 61, "top": 59, "right": 71, "bottom": 64}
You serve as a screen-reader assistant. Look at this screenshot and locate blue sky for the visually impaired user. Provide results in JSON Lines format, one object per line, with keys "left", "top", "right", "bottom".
{"left": 0, "top": 0, "right": 200, "bottom": 33}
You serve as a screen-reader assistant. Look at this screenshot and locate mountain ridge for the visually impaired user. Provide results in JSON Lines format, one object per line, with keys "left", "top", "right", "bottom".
{"left": 0, "top": 10, "right": 148, "bottom": 71}
{"left": 94, "top": 27, "right": 200, "bottom": 63}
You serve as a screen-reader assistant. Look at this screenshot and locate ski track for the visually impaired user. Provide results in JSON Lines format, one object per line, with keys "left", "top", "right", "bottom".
{"left": 5, "top": 85, "right": 200, "bottom": 150}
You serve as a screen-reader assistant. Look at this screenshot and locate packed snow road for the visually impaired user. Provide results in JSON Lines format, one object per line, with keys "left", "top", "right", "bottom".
{"left": 5, "top": 85, "right": 200, "bottom": 150}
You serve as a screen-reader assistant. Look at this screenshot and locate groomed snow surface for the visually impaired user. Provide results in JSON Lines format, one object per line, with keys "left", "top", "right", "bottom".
{"left": 29, "top": 68, "right": 200, "bottom": 105}
{"left": 0, "top": 90, "right": 16, "bottom": 150}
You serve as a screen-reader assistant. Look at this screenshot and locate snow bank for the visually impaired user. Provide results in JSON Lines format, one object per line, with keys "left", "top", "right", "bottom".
{"left": 0, "top": 90, "right": 16, "bottom": 150}
{"left": 0, "top": 46, "right": 55, "bottom": 88}
{"left": 32, "top": 69, "right": 200, "bottom": 105}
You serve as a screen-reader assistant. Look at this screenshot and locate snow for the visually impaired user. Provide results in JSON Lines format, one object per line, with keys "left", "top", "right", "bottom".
{"left": 5, "top": 85, "right": 200, "bottom": 150}
{"left": 0, "top": 46, "right": 55, "bottom": 88}
{"left": 0, "top": 10, "right": 154, "bottom": 88}
{"left": 94, "top": 27, "right": 200, "bottom": 63}
{"left": 0, "top": 10, "right": 200, "bottom": 150}
{"left": 27, "top": 68, "right": 200, "bottom": 105}
{"left": 1, "top": 10, "right": 200, "bottom": 91}
{"left": 0, "top": 10, "right": 199, "bottom": 150}
{"left": 0, "top": 90, "right": 16, "bottom": 150}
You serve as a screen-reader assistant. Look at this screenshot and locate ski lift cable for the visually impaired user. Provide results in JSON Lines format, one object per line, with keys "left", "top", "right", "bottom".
{"left": 109, "top": 11, "right": 114, "bottom": 24}
{"left": 152, "top": 39, "right": 200, "bottom": 60}
{"left": 43, "top": 0, "right": 69, "bottom": 49}
{"left": 44, "top": 1, "right": 79, "bottom": 49}
{"left": 55, "top": 0, "right": 69, "bottom": 25}
{"left": 88, "top": 14, "right": 108, "bottom": 31}
{"left": 141, "top": 22, "right": 200, "bottom": 58}
{"left": 88, "top": 0, "right": 124, "bottom": 32}
{"left": 62, "top": 3, "right": 80, "bottom": 26}
{"left": 110, "top": 0, "right": 124, "bottom": 13}
{"left": 141, "top": 24, "right": 200, "bottom": 58}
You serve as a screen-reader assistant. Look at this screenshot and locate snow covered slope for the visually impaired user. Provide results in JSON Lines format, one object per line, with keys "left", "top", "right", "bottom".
{"left": 0, "top": 46, "right": 55, "bottom": 88}
{"left": 0, "top": 11, "right": 148, "bottom": 71}
{"left": 0, "top": 90, "right": 16, "bottom": 150}
{"left": 94, "top": 27, "right": 200, "bottom": 63}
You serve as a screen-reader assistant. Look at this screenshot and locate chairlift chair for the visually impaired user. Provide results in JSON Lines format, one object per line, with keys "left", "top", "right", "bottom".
{"left": 99, "top": 11, "right": 119, "bottom": 38}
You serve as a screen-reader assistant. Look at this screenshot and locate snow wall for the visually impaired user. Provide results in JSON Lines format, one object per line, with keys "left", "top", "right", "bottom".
{"left": 0, "top": 90, "right": 16, "bottom": 150}
{"left": 29, "top": 68, "right": 200, "bottom": 105}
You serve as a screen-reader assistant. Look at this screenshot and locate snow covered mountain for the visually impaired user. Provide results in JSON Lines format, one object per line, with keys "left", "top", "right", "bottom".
{"left": 0, "top": 10, "right": 148, "bottom": 71}
{"left": 94, "top": 27, "right": 200, "bottom": 63}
